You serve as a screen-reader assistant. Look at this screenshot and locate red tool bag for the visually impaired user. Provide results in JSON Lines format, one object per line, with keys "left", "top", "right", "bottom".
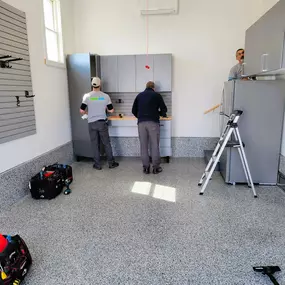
{"left": 0, "top": 235, "right": 32, "bottom": 285}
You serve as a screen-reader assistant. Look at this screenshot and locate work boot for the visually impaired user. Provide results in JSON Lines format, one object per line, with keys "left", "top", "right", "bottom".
{"left": 153, "top": 166, "right": 163, "bottom": 174}
{"left": 143, "top": 166, "right": 150, "bottom": 174}
{"left": 109, "top": 161, "right": 119, "bottom": 169}
{"left": 93, "top": 164, "right": 102, "bottom": 170}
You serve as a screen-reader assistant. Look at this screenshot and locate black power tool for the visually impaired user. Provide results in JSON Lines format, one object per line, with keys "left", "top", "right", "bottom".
{"left": 253, "top": 266, "right": 281, "bottom": 285}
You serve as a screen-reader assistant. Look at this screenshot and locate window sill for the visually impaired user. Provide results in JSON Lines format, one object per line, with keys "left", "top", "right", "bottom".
{"left": 44, "top": 58, "right": 66, "bottom": 69}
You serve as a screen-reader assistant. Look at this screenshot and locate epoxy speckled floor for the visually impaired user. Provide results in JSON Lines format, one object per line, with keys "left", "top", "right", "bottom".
{"left": 1, "top": 158, "right": 285, "bottom": 285}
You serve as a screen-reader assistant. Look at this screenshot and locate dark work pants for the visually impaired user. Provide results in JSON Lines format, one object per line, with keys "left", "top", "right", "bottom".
{"left": 138, "top": 121, "right": 160, "bottom": 168}
{"left": 88, "top": 121, "right": 114, "bottom": 167}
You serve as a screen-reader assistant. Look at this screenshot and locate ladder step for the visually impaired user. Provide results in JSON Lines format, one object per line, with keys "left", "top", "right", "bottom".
{"left": 219, "top": 140, "right": 245, "bottom": 148}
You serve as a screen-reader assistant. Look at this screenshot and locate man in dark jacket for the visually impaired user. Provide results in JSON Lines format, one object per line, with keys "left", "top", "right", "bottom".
{"left": 132, "top": 81, "right": 167, "bottom": 174}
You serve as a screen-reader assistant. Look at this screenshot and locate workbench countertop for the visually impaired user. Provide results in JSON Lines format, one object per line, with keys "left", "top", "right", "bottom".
{"left": 108, "top": 116, "right": 172, "bottom": 121}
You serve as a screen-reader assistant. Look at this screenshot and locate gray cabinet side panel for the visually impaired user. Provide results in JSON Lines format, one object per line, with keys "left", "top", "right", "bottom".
{"left": 118, "top": 55, "right": 136, "bottom": 92}
{"left": 153, "top": 54, "right": 172, "bottom": 92}
{"left": 66, "top": 54, "right": 93, "bottom": 156}
{"left": 230, "top": 81, "right": 285, "bottom": 184}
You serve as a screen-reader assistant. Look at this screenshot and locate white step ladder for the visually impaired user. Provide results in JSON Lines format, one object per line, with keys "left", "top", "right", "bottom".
{"left": 198, "top": 110, "right": 257, "bottom": 198}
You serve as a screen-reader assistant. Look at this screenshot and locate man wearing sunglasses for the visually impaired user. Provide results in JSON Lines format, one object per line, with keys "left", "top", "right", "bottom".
{"left": 228, "top": 48, "right": 245, "bottom": 81}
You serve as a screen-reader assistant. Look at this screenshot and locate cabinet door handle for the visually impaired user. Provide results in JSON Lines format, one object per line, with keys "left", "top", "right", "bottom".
{"left": 160, "top": 124, "right": 164, "bottom": 126}
{"left": 261, "top": 53, "right": 268, "bottom": 72}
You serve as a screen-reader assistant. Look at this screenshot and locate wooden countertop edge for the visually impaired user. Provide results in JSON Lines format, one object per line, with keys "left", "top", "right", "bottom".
{"left": 108, "top": 116, "right": 172, "bottom": 121}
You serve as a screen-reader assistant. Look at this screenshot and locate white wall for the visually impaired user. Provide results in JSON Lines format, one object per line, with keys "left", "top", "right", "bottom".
{"left": 0, "top": 0, "right": 74, "bottom": 173}
{"left": 72, "top": 0, "right": 265, "bottom": 137}
{"left": 261, "top": 0, "right": 279, "bottom": 12}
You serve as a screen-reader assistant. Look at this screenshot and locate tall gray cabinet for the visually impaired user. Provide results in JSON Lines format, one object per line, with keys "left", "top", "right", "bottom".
{"left": 220, "top": 80, "right": 285, "bottom": 184}
{"left": 244, "top": 0, "right": 285, "bottom": 76}
{"left": 66, "top": 53, "right": 100, "bottom": 160}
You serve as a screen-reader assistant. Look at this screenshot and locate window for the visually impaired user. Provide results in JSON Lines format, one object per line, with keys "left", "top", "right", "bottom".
{"left": 43, "top": 0, "right": 64, "bottom": 66}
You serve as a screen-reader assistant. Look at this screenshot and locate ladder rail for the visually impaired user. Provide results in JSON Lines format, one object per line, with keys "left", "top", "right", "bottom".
{"left": 233, "top": 129, "right": 250, "bottom": 185}
{"left": 235, "top": 127, "right": 257, "bottom": 197}
{"left": 199, "top": 128, "right": 234, "bottom": 195}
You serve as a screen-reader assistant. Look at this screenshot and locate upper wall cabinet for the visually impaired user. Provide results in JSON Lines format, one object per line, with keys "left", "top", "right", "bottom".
{"left": 244, "top": 0, "right": 285, "bottom": 76}
{"left": 101, "top": 55, "right": 118, "bottom": 93}
{"left": 136, "top": 54, "right": 172, "bottom": 92}
{"left": 135, "top": 54, "right": 154, "bottom": 92}
{"left": 118, "top": 55, "right": 136, "bottom": 92}
{"left": 153, "top": 54, "right": 172, "bottom": 92}
{"left": 101, "top": 53, "right": 172, "bottom": 93}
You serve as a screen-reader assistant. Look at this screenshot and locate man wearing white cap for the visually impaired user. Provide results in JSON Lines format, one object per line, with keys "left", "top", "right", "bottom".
{"left": 80, "top": 77, "right": 119, "bottom": 170}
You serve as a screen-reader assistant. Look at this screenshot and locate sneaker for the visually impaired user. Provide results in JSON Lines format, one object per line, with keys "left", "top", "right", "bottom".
{"left": 153, "top": 167, "right": 163, "bottom": 174}
{"left": 109, "top": 161, "right": 119, "bottom": 169}
{"left": 143, "top": 166, "right": 150, "bottom": 174}
{"left": 93, "top": 164, "right": 102, "bottom": 170}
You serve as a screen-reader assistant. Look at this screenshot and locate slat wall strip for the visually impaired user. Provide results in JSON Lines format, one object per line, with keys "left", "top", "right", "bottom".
{"left": 0, "top": 73, "right": 31, "bottom": 80}
{"left": 0, "top": 79, "right": 32, "bottom": 86}
{"left": 0, "top": 88, "right": 33, "bottom": 97}
{"left": 12, "top": 60, "right": 30, "bottom": 67}
{"left": 0, "top": 13, "right": 26, "bottom": 30}
{"left": 0, "top": 102, "right": 34, "bottom": 109}
{"left": 0, "top": 115, "right": 35, "bottom": 127}
{"left": 0, "top": 106, "right": 34, "bottom": 115}
{"left": 0, "top": 1, "right": 25, "bottom": 17}
{"left": 0, "top": 90, "right": 33, "bottom": 97}
{"left": 0, "top": 46, "right": 30, "bottom": 57}
{"left": 0, "top": 126, "right": 36, "bottom": 140}
{"left": 0, "top": 68, "right": 31, "bottom": 77}
{"left": 1, "top": 25, "right": 27, "bottom": 40}
{"left": 0, "top": 97, "right": 33, "bottom": 103}
{"left": 0, "top": 34, "right": 28, "bottom": 52}
{"left": 0, "top": 120, "right": 35, "bottom": 133}
{"left": 0, "top": 63, "right": 31, "bottom": 72}
{"left": 0, "top": 5, "right": 26, "bottom": 24}
{"left": 109, "top": 93, "right": 172, "bottom": 115}
{"left": 0, "top": 19, "right": 27, "bottom": 35}
{"left": 0, "top": 110, "right": 35, "bottom": 120}
{"left": 0, "top": 31, "right": 28, "bottom": 46}
{"left": 0, "top": 130, "right": 36, "bottom": 144}
{"left": 0, "top": 86, "right": 32, "bottom": 91}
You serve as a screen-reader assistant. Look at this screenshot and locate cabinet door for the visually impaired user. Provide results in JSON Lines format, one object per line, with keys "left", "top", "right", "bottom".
{"left": 101, "top": 56, "right": 118, "bottom": 92}
{"left": 244, "top": 1, "right": 285, "bottom": 76}
{"left": 66, "top": 53, "right": 94, "bottom": 157}
{"left": 153, "top": 54, "right": 172, "bottom": 92}
{"left": 66, "top": 53, "right": 91, "bottom": 140}
{"left": 135, "top": 55, "right": 154, "bottom": 92}
{"left": 118, "top": 55, "right": 136, "bottom": 92}
{"left": 244, "top": 23, "right": 265, "bottom": 76}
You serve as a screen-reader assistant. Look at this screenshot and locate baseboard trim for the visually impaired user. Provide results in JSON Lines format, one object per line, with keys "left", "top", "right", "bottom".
{"left": 0, "top": 142, "right": 73, "bottom": 211}
{"left": 172, "top": 137, "right": 219, "bottom": 157}
{"left": 109, "top": 137, "right": 219, "bottom": 157}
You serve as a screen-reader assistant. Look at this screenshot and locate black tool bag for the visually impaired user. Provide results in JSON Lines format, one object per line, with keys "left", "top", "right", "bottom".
{"left": 45, "top": 164, "right": 73, "bottom": 184}
{"left": 0, "top": 235, "right": 32, "bottom": 285}
{"left": 29, "top": 163, "right": 73, "bottom": 200}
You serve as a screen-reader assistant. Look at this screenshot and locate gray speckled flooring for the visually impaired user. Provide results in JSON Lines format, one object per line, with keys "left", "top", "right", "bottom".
{"left": 1, "top": 158, "right": 285, "bottom": 285}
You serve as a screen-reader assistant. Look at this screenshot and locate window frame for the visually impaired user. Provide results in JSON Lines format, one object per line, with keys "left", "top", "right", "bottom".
{"left": 43, "top": 0, "right": 65, "bottom": 69}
